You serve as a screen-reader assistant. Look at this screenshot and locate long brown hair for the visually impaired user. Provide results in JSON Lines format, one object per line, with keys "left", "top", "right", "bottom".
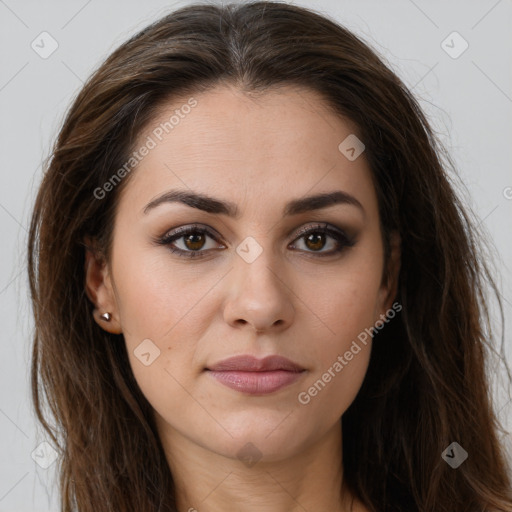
{"left": 27, "top": 2, "right": 512, "bottom": 511}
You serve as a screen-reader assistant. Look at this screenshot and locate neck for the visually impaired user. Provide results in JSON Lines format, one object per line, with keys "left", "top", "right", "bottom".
{"left": 156, "top": 418, "right": 354, "bottom": 512}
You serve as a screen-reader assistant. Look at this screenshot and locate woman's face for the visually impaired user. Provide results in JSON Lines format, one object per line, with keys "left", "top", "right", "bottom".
{"left": 87, "top": 84, "right": 398, "bottom": 464}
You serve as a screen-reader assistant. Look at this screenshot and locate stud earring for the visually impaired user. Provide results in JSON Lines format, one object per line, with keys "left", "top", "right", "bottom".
{"left": 100, "top": 312, "right": 112, "bottom": 322}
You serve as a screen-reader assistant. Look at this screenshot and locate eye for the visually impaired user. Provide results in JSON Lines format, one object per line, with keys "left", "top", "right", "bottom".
{"left": 157, "top": 222, "right": 355, "bottom": 259}
{"left": 289, "top": 223, "right": 355, "bottom": 257}
{"left": 157, "top": 224, "right": 224, "bottom": 259}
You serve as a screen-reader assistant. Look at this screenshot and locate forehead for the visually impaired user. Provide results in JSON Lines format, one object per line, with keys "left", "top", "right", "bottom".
{"left": 118, "top": 84, "right": 377, "bottom": 219}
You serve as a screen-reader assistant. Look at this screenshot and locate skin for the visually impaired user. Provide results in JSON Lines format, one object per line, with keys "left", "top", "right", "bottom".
{"left": 85, "top": 83, "right": 400, "bottom": 512}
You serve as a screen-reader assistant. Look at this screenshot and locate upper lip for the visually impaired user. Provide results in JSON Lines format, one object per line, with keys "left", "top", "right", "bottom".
{"left": 206, "top": 355, "right": 304, "bottom": 372}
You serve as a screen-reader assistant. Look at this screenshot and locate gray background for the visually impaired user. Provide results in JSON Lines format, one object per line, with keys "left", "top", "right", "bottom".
{"left": 1, "top": 0, "right": 511, "bottom": 510}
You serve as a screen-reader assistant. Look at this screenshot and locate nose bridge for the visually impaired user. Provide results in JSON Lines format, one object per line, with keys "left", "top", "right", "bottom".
{"left": 234, "top": 233, "right": 282, "bottom": 290}
{"left": 224, "top": 233, "right": 294, "bottom": 331}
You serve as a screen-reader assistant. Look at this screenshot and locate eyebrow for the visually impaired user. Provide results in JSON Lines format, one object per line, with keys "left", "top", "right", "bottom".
{"left": 143, "top": 189, "right": 364, "bottom": 217}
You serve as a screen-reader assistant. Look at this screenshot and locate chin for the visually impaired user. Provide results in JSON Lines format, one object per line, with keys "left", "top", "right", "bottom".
{"left": 203, "top": 422, "right": 310, "bottom": 464}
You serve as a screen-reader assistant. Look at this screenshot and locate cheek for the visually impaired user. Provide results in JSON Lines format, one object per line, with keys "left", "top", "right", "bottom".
{"left": 305, "top": 254, "right": 384, "bottom": 348}
{"left": 112, "top": 238, "right": 222, "bottom": 339}
{"left": 111, "top": 244, "right": 217, "bottom": 403}
{"left": 296, "top": 282, "right": 375, "bottom": 420}
{"left": 294, "top": 255, "right": 382, "bottom": 414}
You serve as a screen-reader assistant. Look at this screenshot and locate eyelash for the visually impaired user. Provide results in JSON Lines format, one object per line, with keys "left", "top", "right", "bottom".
{"left": 157, "top": 223, "right": 355, "bottom": 259}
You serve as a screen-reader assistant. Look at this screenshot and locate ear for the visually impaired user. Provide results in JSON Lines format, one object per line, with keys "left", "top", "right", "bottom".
{"left": 376, "top": 230, "right": 401, "bottom": 316}
{"left": 83, "top": 237, "right": 122, "bottom": 334}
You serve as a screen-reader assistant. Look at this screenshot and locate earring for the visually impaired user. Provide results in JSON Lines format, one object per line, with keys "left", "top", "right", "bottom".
{"left": 100, "top": 312, "right": 111, "bottom": 322}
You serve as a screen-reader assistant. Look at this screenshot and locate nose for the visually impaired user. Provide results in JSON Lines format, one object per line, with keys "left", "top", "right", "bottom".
{"left": 222, "top": 248, "right": 295, "bottom": 334}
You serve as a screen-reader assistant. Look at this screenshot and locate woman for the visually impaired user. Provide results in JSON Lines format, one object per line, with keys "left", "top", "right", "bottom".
{"left": 27, "top": 1, "right": 512, "bottom": 511}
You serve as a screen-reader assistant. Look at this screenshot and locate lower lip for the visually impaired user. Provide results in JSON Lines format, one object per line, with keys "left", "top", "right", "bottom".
{"left": 206, "top": 370, "right": 305, "bottom": 394}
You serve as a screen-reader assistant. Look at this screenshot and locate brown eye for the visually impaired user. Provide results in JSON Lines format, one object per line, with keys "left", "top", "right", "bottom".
{"left": 290, "top": 223, "right": 355, "bottom": 256}
{"left": 158, "top": 224, "right": 224, "bottom": 259}
{"left": 303, "top": 232, "right": 327, "bottom": 251}
{"left": 157, "top": 222, "right": 355, "bottom": 260}
{"left": 182, "top": 232, "right": 207, "bottom": 251}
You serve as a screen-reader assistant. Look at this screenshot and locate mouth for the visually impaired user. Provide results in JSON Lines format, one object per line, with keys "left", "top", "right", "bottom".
{"left": 205, "top": 355, "right": 306, "bottom": 395}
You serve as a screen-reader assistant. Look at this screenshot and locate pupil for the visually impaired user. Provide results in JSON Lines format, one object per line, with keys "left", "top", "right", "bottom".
{"left": 185, "top": 233, "right": 204, "bottom": 250}
{"left": 306, "top": 233, "right": 324, "bottom": 251}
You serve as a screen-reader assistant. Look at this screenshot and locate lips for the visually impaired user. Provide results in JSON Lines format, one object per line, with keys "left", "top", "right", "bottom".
{"left": 206, "top": 355, "right": 304, "bottom": 372}
{"left": 205, "top": 355, "right": 306, "bottom": 394}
